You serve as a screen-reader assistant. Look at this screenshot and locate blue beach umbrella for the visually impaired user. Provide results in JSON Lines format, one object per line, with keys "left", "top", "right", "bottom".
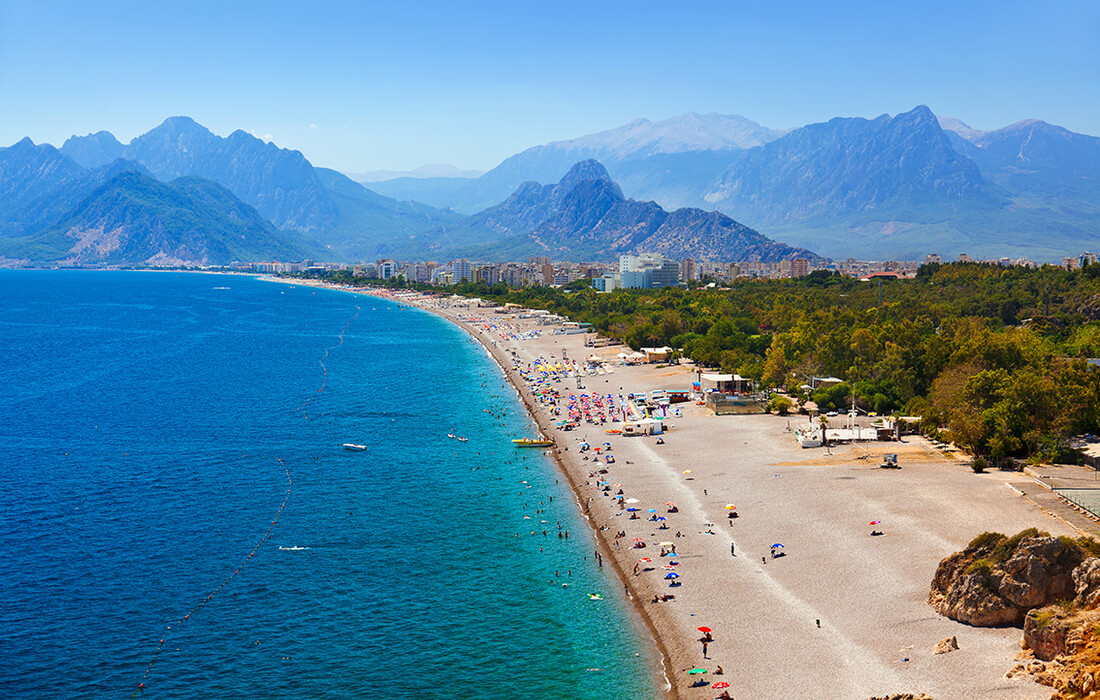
{"left": 656, "top": 516, "right": 666, "bottom": 521}
{"left": 626, "top": 507, "right": 639, "bottom": 512}
{"left": 664, "top": 572, "right": 679, "bottom": 579}
{"left": 771, "top": 543, "right": 784, "bottom": 549}
{"left": 667, "top": 552, "right": 678, "bottom": 557}
{"left": 646, "top": 508, "right": 657, "bottom": 513}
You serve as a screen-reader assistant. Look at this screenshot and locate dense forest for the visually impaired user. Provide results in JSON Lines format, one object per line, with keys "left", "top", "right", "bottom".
{"left": 309, "top": 264, "right": 1100, "bottom": 463}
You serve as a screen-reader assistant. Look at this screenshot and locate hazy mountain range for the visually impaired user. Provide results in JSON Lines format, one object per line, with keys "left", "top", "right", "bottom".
{"left": 348, "top": 164, "right": 485, "bottom": 183}
{"left": 460, "top": 160, "right": 812, "bottom": 262}
{"left": 371, "top": 106, "right": 1100, "bottom": 261}
{"left": 1, "top": 106, "right": 1096, "bottom": 267}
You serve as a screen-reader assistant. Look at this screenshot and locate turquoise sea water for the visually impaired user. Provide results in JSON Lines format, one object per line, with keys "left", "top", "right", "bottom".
{"left": 0, "top": 271, "right": 657, "bottom": 699}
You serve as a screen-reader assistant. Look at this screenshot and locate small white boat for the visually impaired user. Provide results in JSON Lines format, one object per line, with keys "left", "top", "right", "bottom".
{"left": 343, "top": 443, "right": 367, "bottom": 451}
{"left": 457, "top": 436, "right": 468, "bottom": 442}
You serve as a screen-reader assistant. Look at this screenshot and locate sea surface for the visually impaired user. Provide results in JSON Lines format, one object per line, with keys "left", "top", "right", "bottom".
{"left": 0, "top": 270, "right": 658, "bottom": 699}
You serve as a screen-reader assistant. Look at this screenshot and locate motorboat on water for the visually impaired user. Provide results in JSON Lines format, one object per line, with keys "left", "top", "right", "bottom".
{"left": 342, "top": 443, "right": 367, "bottom": 451}
{"left": 512, "top": 437, "right": 555, "bottom": 448}
{"left": 457, "top": 436, "right": 468, "bottom": 442}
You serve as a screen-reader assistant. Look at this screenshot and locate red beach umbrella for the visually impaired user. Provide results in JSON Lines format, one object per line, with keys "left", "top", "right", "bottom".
{"left": 638, "top": 557, "right": 652, "bottom": 562}
{"left": 632, "top": 538, "right": 644, "bottom": 542}
{"left": 712, "top": 681, "right": 730, "bottom": 689}
{"left": 697, "top": 626, "right": 712, "bottom": 633}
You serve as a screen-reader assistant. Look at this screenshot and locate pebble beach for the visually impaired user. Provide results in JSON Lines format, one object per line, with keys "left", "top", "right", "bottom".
{"left": 335, "top": 283, "right": 1094, "bottom": 700}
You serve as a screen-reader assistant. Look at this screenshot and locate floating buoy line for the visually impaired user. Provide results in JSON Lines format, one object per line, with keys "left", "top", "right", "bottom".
{"left": 132, "top": 304, "right": 360, "bottom": 696}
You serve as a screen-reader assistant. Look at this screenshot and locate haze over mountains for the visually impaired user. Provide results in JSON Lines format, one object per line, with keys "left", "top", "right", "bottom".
{"left": 462, "top": 160, "right": 812, "bottom": 262}
{"left": 372, "top": 107, "right": 1100, "bottom": 261}
{"left": 0, "top": 106, "right": 1096, "bottom": 267}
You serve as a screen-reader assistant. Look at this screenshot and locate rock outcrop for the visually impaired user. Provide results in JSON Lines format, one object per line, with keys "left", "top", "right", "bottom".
{"left": 929, "top": 531, "right": 1086, "bottom": 626}
{"left": 1013, "top": 610, "right": 1100, "bottom": 697}
{"left": 1074, "top": 557, "right": 1100, "bottom": 608}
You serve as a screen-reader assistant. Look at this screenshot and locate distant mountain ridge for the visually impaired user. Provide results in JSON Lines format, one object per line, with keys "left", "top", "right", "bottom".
{"left": 6, "top": 107, "right": 1099, "bottom": 266}
{"left": 61, "top": 130, "right": 124, "bottom": 168}
{"left": 369, "top": 112, "right": 784, "bottom": 213}
{"left": 703, "top": 106, "right": 992, "bottom": 222}
{"left": 348, "top": 164, "right": 484, "bottom": 183}
{"left": 26, "top": 118, "right": 479, "bottom": 261}
{"left": 468, "top": 160, "right": 814, "bottom": 262}
{"left": 372, "top": 106, "right": 1100, "bottom": 260}
{"left": 6, "top": 171, "right": 314, "bottom": 266}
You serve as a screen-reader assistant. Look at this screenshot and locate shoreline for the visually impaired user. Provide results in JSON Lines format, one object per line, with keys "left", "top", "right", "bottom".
{"left": 268, "top": 277, "right": 1100, "bottom": 700}
{"left": 266, "top": 278, "right": 678, "bottom": 696}
{"left": 390, "top": 289, "right": 679, "bottom": 699}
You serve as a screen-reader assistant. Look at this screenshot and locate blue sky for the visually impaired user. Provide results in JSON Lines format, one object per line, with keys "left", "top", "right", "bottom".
{"left": 2, "top": 1, "right": 1097, "bottom": 172}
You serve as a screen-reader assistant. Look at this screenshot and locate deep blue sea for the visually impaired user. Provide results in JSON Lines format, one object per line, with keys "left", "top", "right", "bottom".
{"left": 0, "top": 271, "right": 657, "bottom": 699}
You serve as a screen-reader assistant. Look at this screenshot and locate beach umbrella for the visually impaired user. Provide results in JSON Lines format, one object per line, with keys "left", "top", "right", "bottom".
{"left": 638, "top": 557, "right": 652, "bottom": 563}
{"left": 632, "top": 537, "right": 644, "bottom": 542}
{"left": 626, "top": 507, "right": 639, "bottom": 512}
{"left": 682, "top": 470, "right": 693, "bottom": 474}
{"left": 687, "top": 668, "right": 707, "bottom": 675}
{"left": 725, "top": 504, "right": 737, "bottom": 510}
{"left": 656, "top": 516, "right": 666, "bottom": 521}
{"left": 646, "top": 508, "right": 657, "bottom": 513}
{"left": 697, "top": 626, "right": 712, "bottom": 633}
{"left": 604, "top": 442, "right": 612, "bottom": 446}
{"left": 868, "top": 520, "right": 881, "bottom": 525}
{"left": 771, "top": 543, "right": 784, "bottom": 549}
{"left": 664, "top": 572, "right": 679, "bottom": 579}
{"left": 625, "top": 498, "right": 640, "bottom": 504}
{"left": 667, "top": 552, "right": 678, "bottom": 557}
{"left": 665, "top": 502, "right": 676, "bottom": 506}
{"left": 712, "top": 682, "right": 730, "bottom": 689}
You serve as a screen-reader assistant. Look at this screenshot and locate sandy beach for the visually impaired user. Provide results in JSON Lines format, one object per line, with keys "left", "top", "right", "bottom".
{"left": 290, "top": 279, "right": 1100, "bottom": 700}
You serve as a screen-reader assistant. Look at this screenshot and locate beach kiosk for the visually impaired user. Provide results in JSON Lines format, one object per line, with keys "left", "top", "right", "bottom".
{"left": 622, "top": 418, "right": 663, "bottom": 436}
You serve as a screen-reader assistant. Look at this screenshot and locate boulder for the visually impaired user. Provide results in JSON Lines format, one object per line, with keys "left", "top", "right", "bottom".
{"left": 930, "top": 535, "right": 1085, "bottom": 627}
{"left": 1023, "top": 608, "right": 1073, "bottom": 661}
{"left": 1023, "top": 607, "right": 1100, "bottom": 661}
{"left": 930, "top": 569, "right": 1025, "bottom": 626}
{"left": 933, "top": 636, "right": 958, "bottom": 654}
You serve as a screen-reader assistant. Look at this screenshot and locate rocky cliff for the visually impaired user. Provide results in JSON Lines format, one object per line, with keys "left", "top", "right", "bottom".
{"left": 929, "top": 530, "right": 1087, "bottom": 626}
{"left": 931, "top": 530, "right": 1100, "bottom": 699}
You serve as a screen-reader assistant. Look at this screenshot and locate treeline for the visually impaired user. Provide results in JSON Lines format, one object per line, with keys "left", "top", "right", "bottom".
{"left": 445, "top": 264, "right": 1100, "bottom": 463}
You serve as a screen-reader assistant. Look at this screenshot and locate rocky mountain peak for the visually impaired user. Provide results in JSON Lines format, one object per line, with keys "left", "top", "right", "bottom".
{"left": 61, "top": 130, "right": 125, "bottom": 169}
{"left": 559, "top": 159, "right": 613, "bottom": 189}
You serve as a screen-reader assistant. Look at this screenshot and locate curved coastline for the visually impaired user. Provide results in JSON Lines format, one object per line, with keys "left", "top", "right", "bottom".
{"left": 263, "top": 278, "right": 1100, "bottom": 700}
{"left": 384, "top": 290, "right": 678, "bottom": 700}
